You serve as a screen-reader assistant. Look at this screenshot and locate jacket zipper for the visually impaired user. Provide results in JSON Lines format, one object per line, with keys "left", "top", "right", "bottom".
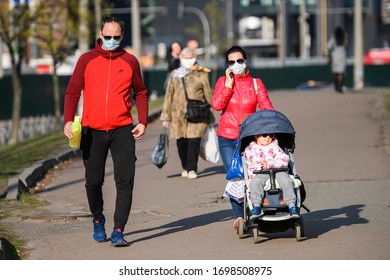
{"left": 105, "top": 53, "right": 112, "bottom": 131}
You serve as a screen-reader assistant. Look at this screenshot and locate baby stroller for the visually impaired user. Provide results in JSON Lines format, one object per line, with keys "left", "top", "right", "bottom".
{"left": 237, "top": 110, "right": 309, "bottom": 243}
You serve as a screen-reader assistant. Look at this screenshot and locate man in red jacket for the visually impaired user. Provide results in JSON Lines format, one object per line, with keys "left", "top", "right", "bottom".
{"left": 63, "top": 17, "right": 148, "bottom": 247}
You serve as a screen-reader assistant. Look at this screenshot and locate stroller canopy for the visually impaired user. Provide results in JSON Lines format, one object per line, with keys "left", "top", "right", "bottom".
{"left": 239, "top": 110, "right": 296, "bottom": 152}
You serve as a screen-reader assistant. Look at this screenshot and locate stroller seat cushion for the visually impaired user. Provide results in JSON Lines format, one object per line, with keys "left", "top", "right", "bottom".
{"left": 264, "top": 179, "right": 279, "bottom": 191}
{"left": 262, "top": 197, "right": 287, "bottom": 206}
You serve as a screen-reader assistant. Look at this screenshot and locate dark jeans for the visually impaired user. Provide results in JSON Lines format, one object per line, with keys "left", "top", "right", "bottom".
{"left": 218, "top": 136, "right": 244, "bottom": 219}
{"left": 176, "top": 137, "right": 201, "bottom": 172}
{"left": 80, "top": 125, "right": 136, "bottom": 231}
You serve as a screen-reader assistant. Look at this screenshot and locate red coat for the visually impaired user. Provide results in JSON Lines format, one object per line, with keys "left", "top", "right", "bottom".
{"left": 64, "top": 39, "right": 148, "bottom": 130}
{"left": 212, "top": 71, "right": 274, "bottom": 140}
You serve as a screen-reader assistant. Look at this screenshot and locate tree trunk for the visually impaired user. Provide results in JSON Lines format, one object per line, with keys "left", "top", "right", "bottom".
{"left": 52, "top": 66, "right": 62, "bottom": 129}
{"left": 78, "top": 0, "right": 89, "bottom": 54}
{"left": 8, "top": 67, "right": 22, "bottom": 145}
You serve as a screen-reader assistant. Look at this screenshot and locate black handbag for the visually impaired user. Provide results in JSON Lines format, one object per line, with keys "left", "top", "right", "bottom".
{"left": 182, "top": 78, "right": 210, "bottom": 123}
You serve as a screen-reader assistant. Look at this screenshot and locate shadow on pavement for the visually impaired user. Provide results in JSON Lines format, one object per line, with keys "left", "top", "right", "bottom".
{"left": 301, "top": 204, "right": 369, "bottom": 238}
{"left": 166, "top": 165, "right": 226, "bottom": 178}
{"left": 236, "top": 204, "right": 369, "bottom": 243}
{"left": 37, "top": 171, "right": 114, "bottom": 194}
{"left": 125, "top": 209, "right": 232, "bottom": 244}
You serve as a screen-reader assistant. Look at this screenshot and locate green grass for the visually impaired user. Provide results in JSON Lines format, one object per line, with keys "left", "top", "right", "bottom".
{"left": 0, "top": 130, "right": 68, "bottom": 182}
{"left": 384, "top": 90, "right": 390, "bottom": 114}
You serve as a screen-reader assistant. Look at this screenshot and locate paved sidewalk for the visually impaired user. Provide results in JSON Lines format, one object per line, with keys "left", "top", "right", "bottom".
{"left": 1, "top": 87, "right": 390, "bottom": 260}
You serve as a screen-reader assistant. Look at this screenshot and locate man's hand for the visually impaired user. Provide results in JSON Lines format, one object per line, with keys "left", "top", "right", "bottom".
{"left": 64, "top": 121, "right": 73, "bottom": 139}
{"left": 132, "top": 123, "right": 146, "bottom": 140}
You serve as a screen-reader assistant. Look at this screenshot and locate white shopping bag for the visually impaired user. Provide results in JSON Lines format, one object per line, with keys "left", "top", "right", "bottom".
{"left": 200, "top": 125, "right": 220, "bottom": 164}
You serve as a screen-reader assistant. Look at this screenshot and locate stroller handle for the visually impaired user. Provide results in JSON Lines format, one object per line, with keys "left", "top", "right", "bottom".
{"left": 253, "top": 167, "right": 289, "bottom": 175}
{"left": 253, "top": 168, "right": 289, "bottom": 193}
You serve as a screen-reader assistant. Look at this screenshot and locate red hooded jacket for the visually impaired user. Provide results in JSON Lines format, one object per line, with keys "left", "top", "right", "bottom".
{"left": 63, "top": 39, "right": 148, "bottom": 130}
{"left": 212, "top": 71, "right": 274, "bottom": 140}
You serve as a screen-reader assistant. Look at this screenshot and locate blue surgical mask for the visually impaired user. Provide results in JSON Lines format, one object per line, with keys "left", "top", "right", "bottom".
{"left": 102, "top": 38, "right": 121, "bottom": 51}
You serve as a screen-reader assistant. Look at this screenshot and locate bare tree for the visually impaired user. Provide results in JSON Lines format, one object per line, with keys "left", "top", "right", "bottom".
{"left": 204, "top": 0, "right": 226, "bottom": 57}
{"left": 0, "top": 2, "right": 33, "bottom": 144}
{"left": 33, "top": 0, "right": 78, "bottom": 129}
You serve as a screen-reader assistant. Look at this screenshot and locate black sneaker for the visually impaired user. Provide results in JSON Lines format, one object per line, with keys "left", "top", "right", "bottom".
{"left": 110, "top": 228, "right": 128, "bottom": 247}
{"left": 92, "top": 218, "right": 106, "bottom": 242}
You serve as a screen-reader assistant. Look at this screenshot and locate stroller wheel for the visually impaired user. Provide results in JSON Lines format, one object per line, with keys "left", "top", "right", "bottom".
{"left": 299, "top": 217, "right": 305, "bottom": 237}
{"left": 295, "top": 221, "right": 302, "bottom": 241}
{"left": 252, "top": 228, "right": 259, "bottom": 244}
{"left": 238, "top": 218, "right": 245, "bottom": 239}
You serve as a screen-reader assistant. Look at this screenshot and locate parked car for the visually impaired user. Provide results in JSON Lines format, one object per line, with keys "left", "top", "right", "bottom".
{"left": 364, "top": 48, "right": 390, "bottom": 65}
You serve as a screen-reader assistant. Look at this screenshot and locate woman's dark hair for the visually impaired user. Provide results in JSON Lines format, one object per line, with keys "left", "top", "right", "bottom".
{"left": 101, "top": 17, "right": 125, "bottom": 32}
{"left": 167, "top": 41, "right": 183, "bottom": 57}
{"left": 334, "top": 27, "right": 345, "bottom": 46}
{"left": 225, "top": 45, "right": 247, "bottom": 63}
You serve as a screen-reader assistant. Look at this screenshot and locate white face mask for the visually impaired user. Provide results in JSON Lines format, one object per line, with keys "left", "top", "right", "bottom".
{"left": 180, "top": 58, "right": 196, "bottom": 69}
{"left": 230, "top": 62, "right": 246, "bottom": 75}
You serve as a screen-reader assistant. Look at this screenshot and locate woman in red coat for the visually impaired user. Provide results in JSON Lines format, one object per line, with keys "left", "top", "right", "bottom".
{"left": 212, "top": 45, "right": 274, "bottom": 232}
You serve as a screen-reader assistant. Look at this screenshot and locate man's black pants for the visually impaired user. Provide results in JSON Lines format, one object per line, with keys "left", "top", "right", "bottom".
{"left": 80, "top": 124, "right": 135, "bottom": 231}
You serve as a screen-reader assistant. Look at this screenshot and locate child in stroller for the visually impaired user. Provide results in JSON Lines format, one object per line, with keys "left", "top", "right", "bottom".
{"left": 237, "top": 109, "right": 307, "bottom": 243}
{"left": 243, "top": 133, "right": 299, "bottom": 219}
